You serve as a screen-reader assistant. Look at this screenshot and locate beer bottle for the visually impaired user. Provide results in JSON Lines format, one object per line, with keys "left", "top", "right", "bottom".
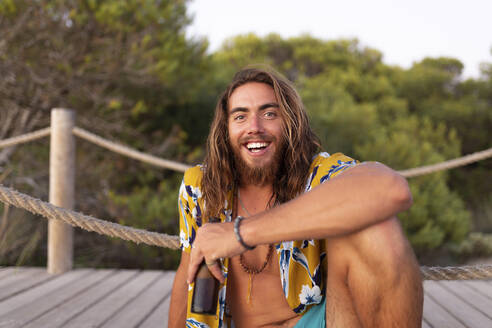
{"left": 191, "top": 217, "right": 221, "bottom": 315}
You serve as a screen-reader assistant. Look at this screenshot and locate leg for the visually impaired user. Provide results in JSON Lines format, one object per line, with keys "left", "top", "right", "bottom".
{"left": 325, "top": 217, "right": 423, "bottom": 328}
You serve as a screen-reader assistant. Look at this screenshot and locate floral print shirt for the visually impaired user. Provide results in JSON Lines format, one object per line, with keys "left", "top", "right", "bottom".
{"left": 178, "top": 152, "right": 358, "bottom": 328}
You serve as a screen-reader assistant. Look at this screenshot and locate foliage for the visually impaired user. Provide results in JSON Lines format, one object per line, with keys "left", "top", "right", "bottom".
{"left": 105, "top": 176, "right": 182, "bottom": 268}
{"left": 0, "top": 0, "right": 210, "bottom": 269}
{"left": 449, "top": 233, "right": 492, "bottom": 261}
{"left": 1, "top": 4, "right": 491, "bottom": 268}
{"left": 0, "top": 205, "right": 46, "bottom": 267}
{"left": 355, "top": 117, "right": 470, "bottom": 252}
{"left": 0, "top": 0, "right": 209, "bottom": 147}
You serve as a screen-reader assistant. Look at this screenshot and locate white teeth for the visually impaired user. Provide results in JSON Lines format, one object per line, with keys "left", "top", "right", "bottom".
{"left": 246, "top": 142, "right": 268, "bottom": 149}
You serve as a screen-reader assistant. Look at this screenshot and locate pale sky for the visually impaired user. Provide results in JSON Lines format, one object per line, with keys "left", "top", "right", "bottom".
{"left": 187, "top": 0, "right": 492, "bottom": 79}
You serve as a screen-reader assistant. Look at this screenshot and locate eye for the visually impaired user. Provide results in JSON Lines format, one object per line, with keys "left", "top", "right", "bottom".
{"left": 264, "top": 111, "right": 277, "bottom": 119}
{"left": 233, "top": 114, "right": 245, "bottom": 121}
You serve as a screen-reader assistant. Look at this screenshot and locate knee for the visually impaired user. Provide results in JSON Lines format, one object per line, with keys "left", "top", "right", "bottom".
{"left": 350, "top": 217, "right": 418, "bottom": 281}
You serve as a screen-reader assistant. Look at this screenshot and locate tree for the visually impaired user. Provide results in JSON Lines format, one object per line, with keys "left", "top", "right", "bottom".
{"left": 0, "top": 0, "right": 211, "bottom": 269}
{"left": 355, "top": 117, "right": 470, "bottom": 253}
{"left": 0, "top": 0, "right": 208, "bottom": 139}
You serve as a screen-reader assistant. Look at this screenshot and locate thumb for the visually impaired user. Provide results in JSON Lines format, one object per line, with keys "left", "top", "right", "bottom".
{"left": 206, "top": 261, "right": 225, "bottom": 284}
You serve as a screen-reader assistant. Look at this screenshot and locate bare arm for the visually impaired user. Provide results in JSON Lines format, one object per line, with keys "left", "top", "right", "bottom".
{"left": 187, "top": 162, "right": 412, "bottom": 283}
{"left": 241, "top": 162, "right": 412, "bottom": 244}
{"left": 168, "top": 251, "right": 189, "bottom": 328}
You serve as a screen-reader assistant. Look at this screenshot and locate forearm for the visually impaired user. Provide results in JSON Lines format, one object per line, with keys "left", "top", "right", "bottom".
{"left": 240, "top": 162, "right": 412, "bottom": 246}
{"left": 168, "top": 252, "right": 189, "bottom": 327}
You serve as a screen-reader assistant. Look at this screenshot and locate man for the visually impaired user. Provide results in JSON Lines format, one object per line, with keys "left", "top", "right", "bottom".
{"left": 169, "top": 67, "right": 423, "bottom": 327}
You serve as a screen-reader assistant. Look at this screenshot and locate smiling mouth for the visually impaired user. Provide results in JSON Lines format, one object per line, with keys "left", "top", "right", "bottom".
{"left": 245, "top": 141, "right": 270, "bottom": 153}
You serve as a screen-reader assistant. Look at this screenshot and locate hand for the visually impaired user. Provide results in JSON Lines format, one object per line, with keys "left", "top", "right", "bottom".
{"left": 187, "top": 221, "right": 246, "bottom": 284}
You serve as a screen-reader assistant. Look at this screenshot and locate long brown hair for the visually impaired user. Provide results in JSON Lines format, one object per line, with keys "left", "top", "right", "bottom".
{"left": 201, "top": 66, "right": 321, "bottom": 219}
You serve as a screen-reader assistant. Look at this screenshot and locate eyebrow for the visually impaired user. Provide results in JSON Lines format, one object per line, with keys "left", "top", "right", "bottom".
{"left": 229, "top": 102, "right": 280, "bottom": 114}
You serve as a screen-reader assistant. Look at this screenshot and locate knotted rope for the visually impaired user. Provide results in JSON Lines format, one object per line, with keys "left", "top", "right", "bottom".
{"left": 420, "top": 265, "right": 492, "bottom": 280}
{"left": 1, "top": 184, "right": 492, "bottom": 280}
{"left": 0, "top": 184, "right": 179, "bottom": 249}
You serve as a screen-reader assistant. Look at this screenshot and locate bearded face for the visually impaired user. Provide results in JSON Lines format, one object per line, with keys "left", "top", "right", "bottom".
{"left": 231, "top": 132, "right": 286, "bottom": 186}
{"left": 227, "top": 82, "right": 286, "bottom": 186}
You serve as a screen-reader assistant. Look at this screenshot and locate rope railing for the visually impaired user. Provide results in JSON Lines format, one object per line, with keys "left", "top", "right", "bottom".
{"left": 1, "top": 184, "right": 492, "bottom": 281}
{"left": 1, "top": 127, "right": 490, "bottom": 176}
{"left": 0, "top": 127, "right": 51, "bottom": 149}
{"left": 0, "top": 184, "right": 179, "bottom": 249}
{"left": 72, "top": 127, "right": 191, "bottom": 172}
{"left": 420, "top": 265, "right": 492, "bottom": 280}
{"left": 398, "top": 147, "right": 492, "bottom": 178}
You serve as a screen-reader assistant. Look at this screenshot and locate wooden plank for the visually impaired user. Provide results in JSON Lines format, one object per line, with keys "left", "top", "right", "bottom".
{"left": 64, "top": 270, "right": 162, "bottom": 328}
{"left": 0, "top": 269, "right": 91, "bottom": 317}
{"left": 0, "top": 268, "right": 45, "bottom": 290}
{"left": 424, "top": 280, "right": 492, "bottom": 327}
{"left": 0, "top": 269, "right": 114, "bottom": 327}
{"left": 0, "top": 269, "right": 53, "bottom": 302}
{"left": 139, "top": 292, "right": 172, "bottom": 328}
{"left": 100, "top": 271, "right": 175, "bottom": 328}
{"left": 439, "top": 280, "right": 492, "bottom": 319}
{"left": 422, "top": 287, "right": 467, "bottom": 328}
{"left": 463, "top": 280, "right": 492, "bottom": 299}
{"left": 5, "top": 268, "right": 489, "bottom": 328}
{"left": 24, "top": 270, "right": 138, "bottom": 328}
{"left": 0, "top": 268, "right": 19, "bottom": 280}
{"left": 0, "top": 269, "right": 33, "bottom": 288}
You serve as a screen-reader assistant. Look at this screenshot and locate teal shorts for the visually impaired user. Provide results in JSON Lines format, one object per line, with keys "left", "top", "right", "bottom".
{"left": 294, "top": 296, "right": 326, "bottom": 327}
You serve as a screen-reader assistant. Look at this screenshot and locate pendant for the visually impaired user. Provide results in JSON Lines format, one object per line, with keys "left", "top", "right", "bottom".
{"left": 247, "top": 273, "right": 253, "bottom": 306}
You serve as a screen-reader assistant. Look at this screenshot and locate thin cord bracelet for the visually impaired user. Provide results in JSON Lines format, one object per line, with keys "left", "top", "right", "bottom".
{"left": 234, "top": 216, "right": 255, "bottom": 250}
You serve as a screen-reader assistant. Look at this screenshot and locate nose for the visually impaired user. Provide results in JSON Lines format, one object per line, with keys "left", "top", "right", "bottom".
{"left": 247, "top": 114, "right": 264, "bottom": 135}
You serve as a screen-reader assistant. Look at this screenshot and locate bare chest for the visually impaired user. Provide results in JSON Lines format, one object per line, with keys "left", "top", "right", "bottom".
{"left": 226, "top": 246, "right": 301, "bottom": 328}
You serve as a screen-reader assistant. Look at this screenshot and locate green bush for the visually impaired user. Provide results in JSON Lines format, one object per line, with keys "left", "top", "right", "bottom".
{"left": 449, "top": 233, "right": 492, "bottom": 261}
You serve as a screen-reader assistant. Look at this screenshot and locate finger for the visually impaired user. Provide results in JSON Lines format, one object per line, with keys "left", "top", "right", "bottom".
{"left": 187, "top": 249, "right": 202, "bottom": 284}
{"left": 207, "top": 262, "right": 225, "bottom": 283}
{"left": 205, "top": 259, "right": 217, "bottom": 267}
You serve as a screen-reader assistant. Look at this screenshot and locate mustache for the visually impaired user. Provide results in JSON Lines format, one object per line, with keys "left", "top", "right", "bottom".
{"left": 238, "top": 134, "right": 275, "bottom": 144}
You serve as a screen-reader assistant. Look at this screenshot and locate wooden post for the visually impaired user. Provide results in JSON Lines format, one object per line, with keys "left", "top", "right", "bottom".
{"left": 48, "top": 108, "right": 75, "bottom": 274}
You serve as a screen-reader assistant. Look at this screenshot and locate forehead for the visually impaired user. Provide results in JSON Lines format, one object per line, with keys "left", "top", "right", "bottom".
{"left": 228, "top": 82, "right": 277, "bottom": 112}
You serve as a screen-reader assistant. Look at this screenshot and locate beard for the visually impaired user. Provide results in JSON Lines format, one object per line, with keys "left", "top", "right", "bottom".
{"left": 231, "top": 134, "right": 286, "bottom": 186}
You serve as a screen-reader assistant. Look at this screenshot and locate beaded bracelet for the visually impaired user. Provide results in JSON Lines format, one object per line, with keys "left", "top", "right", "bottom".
{"left": 233, "top": 216, "right": 255, "bottom": 250}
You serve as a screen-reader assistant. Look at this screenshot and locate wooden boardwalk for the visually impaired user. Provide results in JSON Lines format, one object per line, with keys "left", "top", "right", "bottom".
{"left": 0, "top": 267, "right": 491, "bottom": 327}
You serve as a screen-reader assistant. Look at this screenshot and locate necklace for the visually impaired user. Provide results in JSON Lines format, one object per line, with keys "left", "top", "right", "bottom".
{"left": 237, "top": 190, "right": 251, "bottom": 216}
{"left": 237, "top": 190, "right": 274, "bottom": 305}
